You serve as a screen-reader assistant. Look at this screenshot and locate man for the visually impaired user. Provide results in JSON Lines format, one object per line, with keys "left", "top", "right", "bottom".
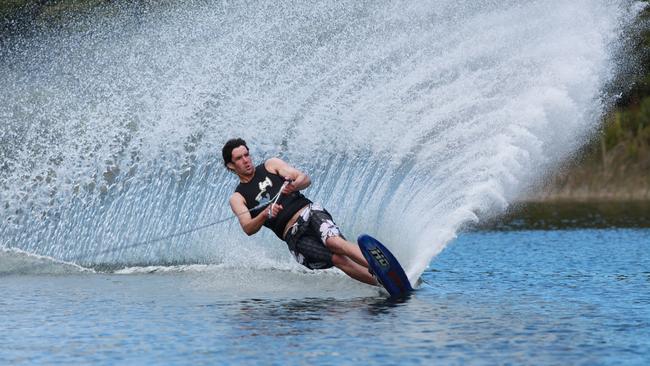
{"left": 223, "top": 138, "right": 376, "bottom": 285}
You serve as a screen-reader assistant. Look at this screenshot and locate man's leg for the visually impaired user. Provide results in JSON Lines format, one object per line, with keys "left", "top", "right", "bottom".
{"left": 325, "top": 236, "right": 369, "bottom": 268}
{"left": 331, "top": 254, "right": 377, "bottom": 286}
{"left": 306, "top": 205, "right": 374, "bottom": 284}
{"left": 291, "top": 233, "right": 376, "bottom": 286}
{"left": 306, "top": 205, "right": 368, "bottom": 267}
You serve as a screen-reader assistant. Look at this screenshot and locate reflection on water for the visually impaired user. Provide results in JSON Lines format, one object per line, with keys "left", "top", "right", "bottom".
{"left": 236, "top": 296, "right": 409, "bottom": 325}
{"left": 479, "top": 201, "right": 650, "bottom": 230}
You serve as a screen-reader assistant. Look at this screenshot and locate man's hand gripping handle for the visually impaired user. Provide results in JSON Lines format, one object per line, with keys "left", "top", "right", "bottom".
{"left": 268, "top": 179, "right": 293, "bottom": 220}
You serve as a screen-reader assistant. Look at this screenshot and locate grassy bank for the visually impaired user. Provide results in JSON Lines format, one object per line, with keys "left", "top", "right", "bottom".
{"left": 601, "top": 2, "right": 650, "bottom": 174}
{"left": 528, "top": 3, "right": 650, "bottom": 202}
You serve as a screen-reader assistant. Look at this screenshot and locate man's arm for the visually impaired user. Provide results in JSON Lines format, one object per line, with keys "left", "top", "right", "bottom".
{"left": 265, "top": 158, "right": 311, "bottom": 194}
{"left": 230, "top": 193, "right": 282, "bottom": 236}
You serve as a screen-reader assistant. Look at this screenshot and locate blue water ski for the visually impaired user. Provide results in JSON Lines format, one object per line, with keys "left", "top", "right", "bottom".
{"left": 357, "top": 234, "right": 413, "bottom": 298}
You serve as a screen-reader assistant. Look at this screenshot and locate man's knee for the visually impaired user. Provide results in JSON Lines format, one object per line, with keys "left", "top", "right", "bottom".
{"left": 331, "top": 254, "right": 349, "bottom": 267}
{"left": 325, "top": 236, "right": 346, "bottom": 253}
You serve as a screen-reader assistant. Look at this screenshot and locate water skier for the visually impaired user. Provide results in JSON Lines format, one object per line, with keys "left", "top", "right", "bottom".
{"left": 222, "top": 138, "right": 377, "bottom": 285}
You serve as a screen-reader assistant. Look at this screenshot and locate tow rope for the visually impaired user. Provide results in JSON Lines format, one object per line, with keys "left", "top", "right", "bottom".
{"left": 74, "top": 180, "right": 292, "bottom": 261}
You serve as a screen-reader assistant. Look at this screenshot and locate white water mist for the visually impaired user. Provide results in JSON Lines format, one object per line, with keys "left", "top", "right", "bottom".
{"left": 0, "top": 0, "right": 640, "bottom": 280}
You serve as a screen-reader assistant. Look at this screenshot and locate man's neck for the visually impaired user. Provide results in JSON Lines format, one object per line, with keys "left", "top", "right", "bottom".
{"left": 238, "top": 171, "right": 254, "bottom": 184}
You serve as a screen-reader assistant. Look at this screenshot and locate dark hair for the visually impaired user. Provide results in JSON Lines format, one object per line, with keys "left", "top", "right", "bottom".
{"left": 222, "top": 138, "right": 248, "bottom": 168}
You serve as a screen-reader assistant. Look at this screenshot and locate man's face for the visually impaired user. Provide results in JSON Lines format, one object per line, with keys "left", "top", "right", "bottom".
{"left": 228, "top": 145, "right": 254, "bottom": 176}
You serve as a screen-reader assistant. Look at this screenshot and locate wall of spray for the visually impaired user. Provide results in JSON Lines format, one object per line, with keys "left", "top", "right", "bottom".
{"left": 0, "top": 0, "right": 641, "bottom": 280}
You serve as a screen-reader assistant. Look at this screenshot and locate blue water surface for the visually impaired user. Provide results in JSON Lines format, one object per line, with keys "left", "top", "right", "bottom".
{"left": 1, "top": 229, "right": 649, "bottom": 365}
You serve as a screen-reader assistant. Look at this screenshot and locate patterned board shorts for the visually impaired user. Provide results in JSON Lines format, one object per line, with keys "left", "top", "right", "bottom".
{"left": 284, "top": 203, "right": 345, "bottom": 270}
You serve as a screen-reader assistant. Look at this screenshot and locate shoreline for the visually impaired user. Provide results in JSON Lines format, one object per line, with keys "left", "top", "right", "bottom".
{"left": 521, "top": 144, "right": 650, "bottom": 203}
{"left": 482, "top": 200, "right": 650, "bottom": 231}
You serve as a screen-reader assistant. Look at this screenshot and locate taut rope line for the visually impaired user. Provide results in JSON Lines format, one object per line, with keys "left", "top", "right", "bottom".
{"left": 73, "top": 180, "right": 292, "bottom": 261}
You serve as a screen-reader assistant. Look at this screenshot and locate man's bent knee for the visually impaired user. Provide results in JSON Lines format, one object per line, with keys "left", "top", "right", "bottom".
{"left": 331, "top": 254, "right": 349, "bottom": 267}
{"left": 325, "top": 236, "right": 347, "bottom": 253}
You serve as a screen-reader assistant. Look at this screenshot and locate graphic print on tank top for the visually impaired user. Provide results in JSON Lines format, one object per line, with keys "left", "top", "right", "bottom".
{"left": 255, "top": 176, "right": 274, "bottom": 204}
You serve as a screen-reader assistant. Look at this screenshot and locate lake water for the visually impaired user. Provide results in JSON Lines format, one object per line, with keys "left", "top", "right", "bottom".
{"left": 1, "top": 1, "right": 647, "bottom": 364}
{"left": 2, "top": 223, "right": 648, "bottom": 365}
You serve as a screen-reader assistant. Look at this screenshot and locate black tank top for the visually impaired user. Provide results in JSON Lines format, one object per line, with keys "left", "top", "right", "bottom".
{"left": 235, "top": 162, "right": 311, "bottom": 239}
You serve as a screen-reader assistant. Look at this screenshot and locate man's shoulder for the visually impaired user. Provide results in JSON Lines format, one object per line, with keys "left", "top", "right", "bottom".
{"left": 263, "top": 157, "right": 286, "bottom": 172}
{"left": 264, "top": 157, "right": 284, "bottom": 165}
{"left": 229, "top": 191, "right": 245, "bottom": 204}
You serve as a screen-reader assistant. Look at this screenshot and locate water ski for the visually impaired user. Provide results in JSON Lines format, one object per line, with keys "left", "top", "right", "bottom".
{"left": 357, "top": 234, "right": 413, "bottom": 298}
